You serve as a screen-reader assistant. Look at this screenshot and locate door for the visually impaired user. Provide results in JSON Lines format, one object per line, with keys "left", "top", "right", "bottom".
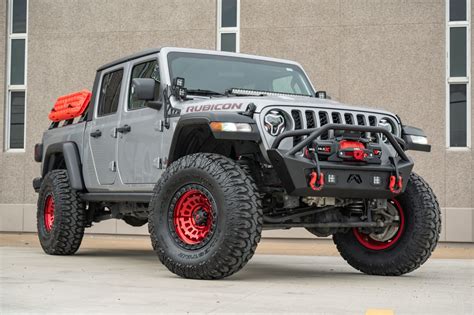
{"left": 117, "top": 57, "right": 164, "bottom": 185}
{"left": 87, "top": 67, "right": 124, "bottom": 185}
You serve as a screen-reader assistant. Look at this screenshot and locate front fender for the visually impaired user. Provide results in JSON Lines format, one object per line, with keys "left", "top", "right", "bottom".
{"left": 168, "top": 112, "right": 261, "bottom": 163}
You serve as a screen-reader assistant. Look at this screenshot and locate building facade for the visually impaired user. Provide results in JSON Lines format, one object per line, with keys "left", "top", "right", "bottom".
{"left": 0, "top": 0, "right": 472, "bottom": 242}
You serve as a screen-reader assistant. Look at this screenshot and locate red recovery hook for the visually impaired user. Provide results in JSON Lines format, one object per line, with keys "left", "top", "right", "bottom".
{"left": 389, "top": 175, "right": 403, "bottom": 194}
{"left": 309, "top": 171, "right": 325, "bottom": 191}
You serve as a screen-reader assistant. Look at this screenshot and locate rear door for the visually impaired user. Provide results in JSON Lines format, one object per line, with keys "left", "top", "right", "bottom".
{"left": 116, "top": 56, "right": 164, "bottom": 185}
{"left": 86, "top": 66, "right": 125, "bottom": 185}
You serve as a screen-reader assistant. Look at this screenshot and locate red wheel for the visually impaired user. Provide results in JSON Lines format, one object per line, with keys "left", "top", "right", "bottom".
{"left": 353, "top": 199, "right": 405, "bottom": 250}
{"left": 44, "top": 195, "right": 55, "bottom": 232}
{"left": 171, "top": 186, "right": 216, "bottom": 248}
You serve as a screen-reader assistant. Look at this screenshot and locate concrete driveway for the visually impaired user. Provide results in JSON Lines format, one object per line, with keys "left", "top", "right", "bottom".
{"left": 1, "top": 233, "right": 473, "bottom": 314}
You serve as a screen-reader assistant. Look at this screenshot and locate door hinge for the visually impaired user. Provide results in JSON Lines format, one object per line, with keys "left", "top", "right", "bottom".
{"left": 109, "top": 161, "right": 117, "bottom": 172}
{"left": 154, "top": 120, "right": 164, "bottom": 132}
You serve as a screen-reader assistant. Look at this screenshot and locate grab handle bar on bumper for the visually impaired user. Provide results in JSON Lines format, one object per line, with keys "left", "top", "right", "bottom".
{"left": 271, "top": 123, "right": 409, "bottom": 162}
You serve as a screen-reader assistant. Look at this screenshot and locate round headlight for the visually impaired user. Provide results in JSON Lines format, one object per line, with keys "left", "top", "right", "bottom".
{"left": 378, "top": 117, "right": 397, "bottom": 142}
{"left": 264, "top": 110, "right": 287, "bottom": 136}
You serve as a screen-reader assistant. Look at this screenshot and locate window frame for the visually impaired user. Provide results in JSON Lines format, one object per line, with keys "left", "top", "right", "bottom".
{"left": 95, "top": 67, "right": 125, "bottom": 118}
{"left": 5, "top": 0, "right": 28, "bottom": 152}
{"left": 446, "top": 0, "right": 471, "bottom": 149}
{"left": 126, "top": 58, "right": 159, "bottom": 112}
{"left": 216, "top": 0, "right": 240, "bottom": 52}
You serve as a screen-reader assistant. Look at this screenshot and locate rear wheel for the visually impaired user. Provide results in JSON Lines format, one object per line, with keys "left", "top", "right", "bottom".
{"left": 333, "top": 173, "right": 441, "bottom": 276}
{"left": 37, "top": 170, "right": 86, "bottom": 255}
{"left": 148, "top": 153, "right": 262, "bottom": 279}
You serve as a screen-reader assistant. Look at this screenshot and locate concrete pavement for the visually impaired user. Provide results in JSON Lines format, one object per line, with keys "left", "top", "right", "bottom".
{"left": 1, "top": 233, "right": 473, "bottom": 314}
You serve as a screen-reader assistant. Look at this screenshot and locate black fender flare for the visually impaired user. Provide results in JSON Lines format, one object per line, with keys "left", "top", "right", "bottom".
{"left": 168, "top": 112, "right": 261, "bottom": 163}
{"left": 42, "top": 142, "right": 85, "bottom": 191}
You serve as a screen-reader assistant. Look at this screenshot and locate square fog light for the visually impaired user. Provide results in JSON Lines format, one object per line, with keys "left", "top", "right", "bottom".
{"left": 327, "top": 174, "right": 337, "bottom": 184}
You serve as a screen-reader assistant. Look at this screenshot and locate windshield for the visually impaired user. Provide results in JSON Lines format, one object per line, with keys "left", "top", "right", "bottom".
{"left": 167, "top": 52, "right": 314, "bottom": 96}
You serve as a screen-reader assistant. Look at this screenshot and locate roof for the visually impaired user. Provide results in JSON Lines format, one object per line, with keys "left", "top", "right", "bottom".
{"left": 96, "top": 48, "right": 161, "bottom": 71}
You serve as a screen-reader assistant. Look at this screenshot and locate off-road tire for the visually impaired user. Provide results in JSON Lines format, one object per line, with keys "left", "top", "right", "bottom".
{"left": 148, "top": 153, "right": 263, "bottom": 279}
{"left": 37, "top": 170, "right": 86, "bottom": 255}
{"left": 333, "top": 172, "right": 441, "bottom": 276}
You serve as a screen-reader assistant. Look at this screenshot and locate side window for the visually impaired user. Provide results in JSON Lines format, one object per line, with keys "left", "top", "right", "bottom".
{"left": 129, "top": 60, "right": 159, "bottom": 110}
{"left": 98, "top": 69, "right": 123, "bottom": 117}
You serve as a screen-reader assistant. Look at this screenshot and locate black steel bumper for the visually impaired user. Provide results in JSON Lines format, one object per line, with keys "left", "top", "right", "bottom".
{"left": 267, "top": 124, "right": 414, "bottom": 199}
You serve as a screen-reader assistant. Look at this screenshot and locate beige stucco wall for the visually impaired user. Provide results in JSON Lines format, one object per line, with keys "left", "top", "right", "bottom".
{"left": 0, "top": 0, "right": 472, "bottom": 241}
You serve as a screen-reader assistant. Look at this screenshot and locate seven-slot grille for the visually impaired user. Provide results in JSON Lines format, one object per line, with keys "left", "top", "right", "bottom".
{"left": 288, "top": 109, "right": 379, "bottom": 145}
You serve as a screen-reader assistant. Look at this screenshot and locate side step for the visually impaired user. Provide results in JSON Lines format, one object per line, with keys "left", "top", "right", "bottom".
{"left": 80, "top": 192, "right": 153, "bottom": 203}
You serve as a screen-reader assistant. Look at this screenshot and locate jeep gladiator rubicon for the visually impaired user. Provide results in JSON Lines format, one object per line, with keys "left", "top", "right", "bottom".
{"left": 33, "top": 47, "right": 440, "bottom": 279}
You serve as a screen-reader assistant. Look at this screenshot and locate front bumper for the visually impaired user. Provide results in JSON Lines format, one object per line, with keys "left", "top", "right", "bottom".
{"left": 267, "top": 124, "right": 414, "bottom": 199}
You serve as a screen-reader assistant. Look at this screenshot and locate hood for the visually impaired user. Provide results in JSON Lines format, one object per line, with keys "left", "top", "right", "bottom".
{"left": 179, "top": 94, "right": 398, "bottom": 119}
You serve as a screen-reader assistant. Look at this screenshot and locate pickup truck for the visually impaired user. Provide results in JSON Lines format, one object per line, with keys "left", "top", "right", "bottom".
{"left": 33, "top": 47, "right": 440, "bottom": 279}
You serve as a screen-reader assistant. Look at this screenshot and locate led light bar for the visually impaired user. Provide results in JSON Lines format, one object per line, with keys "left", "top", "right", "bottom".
{"left": 229, "top": 88, "right": 309, "bottom": 98}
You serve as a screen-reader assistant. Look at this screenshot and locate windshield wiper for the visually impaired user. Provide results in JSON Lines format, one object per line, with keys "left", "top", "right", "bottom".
{"left": 187, "top": 89, "right": 225, "bottom": 96}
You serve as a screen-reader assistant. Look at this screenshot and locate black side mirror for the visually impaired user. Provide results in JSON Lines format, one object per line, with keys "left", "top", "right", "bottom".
{"left": 315, "top": 91, "right": 327, "bottom": 99}
{"left": 131, "top": 78, "right": 156, "bottom": 101}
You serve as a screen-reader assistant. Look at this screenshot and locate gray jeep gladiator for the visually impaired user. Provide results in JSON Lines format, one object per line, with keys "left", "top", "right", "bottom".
{"left": 33, "top": 47, "right": 440, "bottom": 279}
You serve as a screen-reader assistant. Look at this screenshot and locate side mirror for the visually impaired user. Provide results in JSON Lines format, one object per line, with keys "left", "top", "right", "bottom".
{"left": 131, "top": 78, "right": 156, "bottom": 101}
{"left": 315, "top": 91, "right": 327, "bottom": 99}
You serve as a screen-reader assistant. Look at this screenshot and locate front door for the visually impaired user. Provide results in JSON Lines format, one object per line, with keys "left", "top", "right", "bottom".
{"left": 117, "top": 57, "right": 164, "bottom": 185}
{"left": 87, "top": 66, "right": 124, "bottom": 185}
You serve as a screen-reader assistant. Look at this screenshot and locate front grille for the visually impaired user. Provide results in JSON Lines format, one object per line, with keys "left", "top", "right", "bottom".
{"left": 285, "top": 109, "right": 389, "bottom": 145}
{"left": 291, "top": 110, "right": 303, "bottom": 146}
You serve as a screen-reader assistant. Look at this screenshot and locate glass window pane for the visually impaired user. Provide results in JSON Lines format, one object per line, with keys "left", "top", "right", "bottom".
{"left": 221, "top": 0, "right": 237, "bottom": 27}
{"left": 449, "top": 0, "right": 466, "bottom": 21}
{"left": 449, "top": 84, "right": 467, "bottom": 147}
{"left": 12, "top": 0, "right": 27, "bottom": 33}
{"left": 129, "top": 60, "right": 159, "bottom": 110}
{"left": 9, "top": 91, "right": 25, "bottom": 149}
{"left": 221, "top": 33, "right": 236, "bottom": 52}
{"left": 98, "top": 69, "right": 123, "bottom": 116}
{"left": 450, "top": 27, "right": 466, "bottom": 77}
{"left": 10, "top": 39, "right": 25, "bottom": 85}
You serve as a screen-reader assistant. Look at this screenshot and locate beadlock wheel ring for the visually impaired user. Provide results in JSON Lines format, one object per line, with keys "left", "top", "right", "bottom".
{"left": 353, "top": 199, "right": 405, "bottom": 251}
{"left": 44, "top": 195, "right": 55, "bottom": 232}
{"left": 169, "top": 185, "right": 217, "bottom": 249}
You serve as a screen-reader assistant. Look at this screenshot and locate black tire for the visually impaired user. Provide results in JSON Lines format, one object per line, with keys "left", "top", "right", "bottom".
{"left": 333, "top": 172, "right": 441, "bottom": 276}
{"left": 148, "top": 153, "right": 262, "bottom": 279}
{"left": 37, "top": 169, "right": 86, "bottom": 255}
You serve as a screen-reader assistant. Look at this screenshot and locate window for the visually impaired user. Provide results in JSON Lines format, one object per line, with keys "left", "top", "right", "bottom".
{"left": 98, "top": 69, "right": 123, "bottom": 117}
{"left": 446, "top": 0, "right": 471, "bottom": 148}
{"left": 5, "top": 0, "right": 27, "bottom": 151}
{"left": 129, "top": 60, "right": 159, "bottom": 110}
{"left": 168, "top": 52, "right": 313, "bottom": 96}
{"left": 217, "top": 0, "right": 240, "bottom": 52}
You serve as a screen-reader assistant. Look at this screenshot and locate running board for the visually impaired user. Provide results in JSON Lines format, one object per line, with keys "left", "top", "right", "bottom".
{"left": 80, "top": 192, "right": 153, "bottom": 203}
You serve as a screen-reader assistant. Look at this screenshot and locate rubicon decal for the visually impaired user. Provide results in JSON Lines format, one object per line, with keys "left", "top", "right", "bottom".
{"left": 185, "top": 103, "right": 243, "bottom": 113}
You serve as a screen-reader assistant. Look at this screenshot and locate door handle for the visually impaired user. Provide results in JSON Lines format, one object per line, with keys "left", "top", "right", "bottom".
{"left": 117, "top": 124, "right": 131, "bottom": 134}
{"left": 90, "top": 129, "right": 102, "bottom": 138}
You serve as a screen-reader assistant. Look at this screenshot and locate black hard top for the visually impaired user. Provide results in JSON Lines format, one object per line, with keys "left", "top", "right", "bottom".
{"left": 96, "top": 48, "right": 161, "bottom": 72}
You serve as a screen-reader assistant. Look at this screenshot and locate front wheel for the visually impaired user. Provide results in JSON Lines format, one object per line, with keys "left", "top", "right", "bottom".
{"left": 148, "top": 153, "right": 262, "bottom": 279}
{"left": 333, "top": 172, "right": 441, "bottom": 276}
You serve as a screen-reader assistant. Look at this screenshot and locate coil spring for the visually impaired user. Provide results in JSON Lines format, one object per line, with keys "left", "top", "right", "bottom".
{"left": 347, "top": 200, "right": 365, "bottom": 213}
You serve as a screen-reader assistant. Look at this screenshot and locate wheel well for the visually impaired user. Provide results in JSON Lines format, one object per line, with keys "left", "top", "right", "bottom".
{"left": 169, "top": 124, "right": 261, "bottom": 163}
{"left": 43, "top": 152, "right": 66, "bottom": 176}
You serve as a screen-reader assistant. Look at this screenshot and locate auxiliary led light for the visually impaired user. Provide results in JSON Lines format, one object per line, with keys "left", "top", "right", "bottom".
{"left": 373, "top": 176, "right": 382, "bottom": 185}
{"left": 327, "top": 174, "right": 336, "bottom": 184}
